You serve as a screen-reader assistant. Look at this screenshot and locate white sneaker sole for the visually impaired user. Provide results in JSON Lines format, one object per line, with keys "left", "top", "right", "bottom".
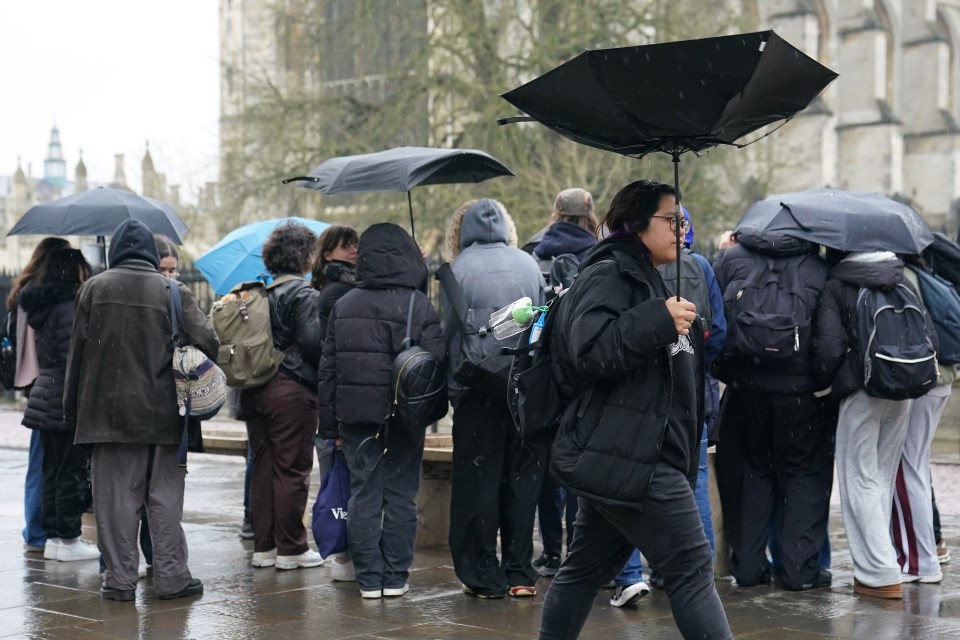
{"left": 252, "top": 556, "right": 276, "bottom": 568}
{"left": 383, "top": 585, "right": 409, "bottom": 597}
{"left": 276, "top": 559, "right": 323, "bottom": 570}
{"left": 360, "top": 589, "right": 382, "bottom": 599}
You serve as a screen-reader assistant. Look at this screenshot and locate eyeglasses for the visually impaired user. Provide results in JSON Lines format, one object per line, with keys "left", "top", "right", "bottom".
{"left": 651, "top": 215, "right": 691, "bottom": 235}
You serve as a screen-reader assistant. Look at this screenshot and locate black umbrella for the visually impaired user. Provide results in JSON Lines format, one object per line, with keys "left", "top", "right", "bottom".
{"left": 499, "top": 30, "right": 838, "bottom": 297}
{"left": 736, "top": 188, "right": 935, "bottom": 255}
{"left": 284, "top": 146, "right": 515, "bottom": 241}
{"left": 8, "top": 186, "right": 188, "bottom": 244}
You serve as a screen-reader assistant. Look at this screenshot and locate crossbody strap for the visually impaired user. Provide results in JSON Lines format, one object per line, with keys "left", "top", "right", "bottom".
{"left": 402, "top": 290, "right": 417, "bottom": 350}
{"left": 436, "top": 263, "right": 469, "bottom": 326}
{"left": 168, "top": 280, "right": 185, "bottom": 349}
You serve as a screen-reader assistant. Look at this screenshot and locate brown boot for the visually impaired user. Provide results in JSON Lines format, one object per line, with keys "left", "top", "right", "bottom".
{"left": 853, "top": 579, "right": 902, "bottom": 599}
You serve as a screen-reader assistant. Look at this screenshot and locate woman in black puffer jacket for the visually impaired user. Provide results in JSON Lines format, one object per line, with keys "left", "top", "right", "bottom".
{"left": 311, "top": 225, "right": 359, "bottom": 340}
{"left": 20, "top": 248, "right": 97, "bottom": 562}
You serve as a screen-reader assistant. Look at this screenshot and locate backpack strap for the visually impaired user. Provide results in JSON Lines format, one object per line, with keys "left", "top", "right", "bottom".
{"left": 265, "top": 273, "right": 305, "bottom": 289}
{"left": 436, "top": 263, "right": 469, "bottom": 327}
{"left": 168, "top": 280, "right": 186, "bottom": 348}
{"left": 402, "top": 290, "right": 417, "bottom": 350}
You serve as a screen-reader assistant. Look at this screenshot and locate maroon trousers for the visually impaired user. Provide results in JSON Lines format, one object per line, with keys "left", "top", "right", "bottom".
{"left": 241, "top": 372, "right": 318, "bottom": 556}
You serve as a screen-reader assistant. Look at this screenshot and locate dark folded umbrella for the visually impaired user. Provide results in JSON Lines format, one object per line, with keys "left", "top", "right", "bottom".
{"left": 499, "top": 30, "right": 837, "bottom": 297}
{"left": 284, "top": 146, "right": 514, "bottom": 241}
{"left": 8, "top": 187, "right": 188, "bottom": 244}
{"left": 736, "top": 188, "right": 934, "bottom": 255}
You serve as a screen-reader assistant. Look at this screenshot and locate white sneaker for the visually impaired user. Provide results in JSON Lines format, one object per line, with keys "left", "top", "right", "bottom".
{"left": 330, "top": 556, "right": 357, "bottom": 582}
{"left": 57, "top": 538, "right": 100, "bottom": 562}
{"left": 360, "top": 588, "right": 382, "bottom": 599}
{"left": 383, "top": 584, "right": 409, "bottom": 597}
{"left": 610, "top": 581, "right": 651, "bottom": 607}
{"left": 276, "top": 549, "right": 323, "bottom": 570}
{"left": 920, "top": 571, "right": 944, "bottom": 584}
{"left": 138, "top": 564, "right": 148, "bottom": 579}
{"left": 43, "top": 539, "right": 61, "bottom": 560}
{"left": 252, "top": 549, "right": 277, "bottom": 568}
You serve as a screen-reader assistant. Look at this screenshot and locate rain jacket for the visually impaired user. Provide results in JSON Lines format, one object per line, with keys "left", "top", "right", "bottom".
{"left": 548, "top": 237, "right": 704, "bottom": 506}
{"left": 441, "top": 199, "right": 545, "bottom": 400}
{"left": 316, "top": 261, "right": 355, "bottom": 340}
{"left": 267, "top": 274, "right": 323, "bottom": 390}
{"left": 713, "top": 231, "right": 829, "bottom": 393}
{"left": 65, "top": 220, "right": 219, "bottom": 445}
{"left": 316, "top": 223, "right": 443, "bottom": 436}
{"left": 19, "top": 283, "right": 77, "bottom": 432}
{"left": 812, "top": 252, "right": 938, "bottom": 400}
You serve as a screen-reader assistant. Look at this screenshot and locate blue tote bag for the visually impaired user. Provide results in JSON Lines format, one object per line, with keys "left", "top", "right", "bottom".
{"left": 312, "top": 448, "right": 350, "bottom": 558}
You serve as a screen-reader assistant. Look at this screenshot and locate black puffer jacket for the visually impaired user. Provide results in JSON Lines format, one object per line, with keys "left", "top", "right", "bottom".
{"left": 317, "top": 224, "right": 443, "bottom": 436}
{"left": 269, "top": 275, "right": 323, "bottom": 389}
{"left": 712, "top": 231, "right": 829, "bottom": 393}
{"left": 548, "top": 238, "right": 704, "bottom": 507}
{"left": 812, "top": 252, "right": 938, "bottom": 400}
{"left": 316, "top": 261, "right": 355, "bottom": 340}
{"left": 20, "top": 283, "right": 78, "bottom": 432}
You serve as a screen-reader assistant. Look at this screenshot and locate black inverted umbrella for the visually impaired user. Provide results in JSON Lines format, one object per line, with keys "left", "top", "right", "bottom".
{"left": 283, "top": 146, "right": 515, "bottom": 241}
{"left": 8, "top": 186, "right": 188, "bottom": 244}
{"left": 736, "top": 188, "right": 935, "bottom": 255}
{"left": 499, "top": 30, "right": 837, "bottom": 297}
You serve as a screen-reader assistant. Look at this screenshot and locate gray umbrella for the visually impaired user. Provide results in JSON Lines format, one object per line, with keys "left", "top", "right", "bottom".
{"left": 283, "top": 146, "right": 514, "bottom": 241}
{"left": 735, "top": 188, "right": 934, "bottom": 255}
{"left": 8, "top": 186, "right": 188, "bottom": 244}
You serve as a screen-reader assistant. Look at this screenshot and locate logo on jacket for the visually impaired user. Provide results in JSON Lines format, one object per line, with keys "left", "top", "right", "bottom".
{"left": 668, "top": 335, "right": 694, "bottom": 357}
{"left": 330, "top": 507, "right": 348, "bottom": 520}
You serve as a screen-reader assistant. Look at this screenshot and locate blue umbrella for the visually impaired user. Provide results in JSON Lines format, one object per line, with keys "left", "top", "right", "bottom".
{"left": 195, "top": 217, "right": 330, "bottom": 295}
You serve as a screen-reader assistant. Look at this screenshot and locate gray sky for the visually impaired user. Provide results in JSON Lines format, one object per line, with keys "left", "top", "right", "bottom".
{"left": 0, "top": 0, "right": 219, "bottom": 201}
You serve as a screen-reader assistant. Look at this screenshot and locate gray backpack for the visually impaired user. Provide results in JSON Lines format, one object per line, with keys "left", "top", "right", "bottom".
{"left": 657, "top": 247, "right": 712, "bottom": 327}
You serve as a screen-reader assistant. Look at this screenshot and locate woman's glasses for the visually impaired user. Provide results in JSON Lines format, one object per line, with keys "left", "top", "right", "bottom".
{"left": 651, "top": 215, "right": 691, "bottom": 235}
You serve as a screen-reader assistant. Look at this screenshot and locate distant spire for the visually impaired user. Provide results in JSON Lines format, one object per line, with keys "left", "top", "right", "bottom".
{"left": 75, "top": 149, "right": 88, "bottom": 193}
{"left": 43, "top": 123, "right": 67, "bottom": 189}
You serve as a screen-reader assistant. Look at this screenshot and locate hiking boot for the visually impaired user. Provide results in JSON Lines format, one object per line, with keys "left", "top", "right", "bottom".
{"left": 533, "top": 553, "right": 561, "bottom": 577}
{"left": 610, "top": 581, "right": 650, "bottom": 607}
{"left": 57, "top": 538, "right": 99, "bottom": 562}
{"left": 159, "top": 578, "right": 203, "bottom": 600}
{"left": 853, "top": 579, "right": 902, "bottom": 599}
{"left": 383, "top": 584, "right": 409, "bottom": 597}
{"left": 251, "top": 548, "right": 276, "bottom": 568}
{"left": 276, "top": 549, "right": 323, "bottom": 570}
{"left": 100, "top": 585, "right": 136, "bottom": 602}
{"left": 938, "top": 540, "right": 951, "bottom": 564}
{"left": 330, "top": 554, "right": 356, "bottom": 582}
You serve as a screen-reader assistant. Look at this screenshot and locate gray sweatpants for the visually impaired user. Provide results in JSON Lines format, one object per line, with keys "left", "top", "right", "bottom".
{"left": 835, "top": 390, "right": 912, "bottom": 587}
{"left": 893, "top": 384, "right": 952, "bottom": 578}
{"left": 92, "top": 443, "right": 192, "bottom": 596}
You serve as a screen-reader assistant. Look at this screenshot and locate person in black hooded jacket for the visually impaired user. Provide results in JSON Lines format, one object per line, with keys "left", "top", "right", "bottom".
{"left": 538, "top": 180, "right": 731, "bottom": 640}
{"left": 317, "top": 223, "right": 443, "bottom": 600}
{"left": 20, "top": 248, "right": 96, "bottom": 563}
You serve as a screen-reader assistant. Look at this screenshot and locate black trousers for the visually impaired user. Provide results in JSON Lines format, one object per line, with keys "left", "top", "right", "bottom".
{"left": 716, "top": 388, "right": 832, "bottom": 589}
{"left": 39, "top": 430, "right": 90, "bottom": 540}
{"left": 449, "top": 391, "right": 542, "bottom": 595}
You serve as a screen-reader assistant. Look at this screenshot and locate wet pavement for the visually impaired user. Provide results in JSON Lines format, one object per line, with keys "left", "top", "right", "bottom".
{"left": 3, "top": 407, "right": 960, "bottom": 639}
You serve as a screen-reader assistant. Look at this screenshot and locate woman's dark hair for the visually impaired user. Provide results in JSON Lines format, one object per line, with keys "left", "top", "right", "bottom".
{"left": 601, "top": 179, "right": 678, "bottom": 237}
{"left": 310, "top": 225, "right": 359, "bottom": 290}
{"left": 7, "top": 237, "right": 71, "bottom": 310}
{"left": 43, "top": 248, "right": 91, "bottom": 289}
{"left": 262, "top": 221, "right": 318, "bottom": 276}
{"left": 154, "top": 234, "right": 180, "bottom": 261}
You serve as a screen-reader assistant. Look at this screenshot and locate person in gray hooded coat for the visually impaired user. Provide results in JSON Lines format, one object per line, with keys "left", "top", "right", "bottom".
{"left": 441, "top": 198, "right": 546, "bottom": 598}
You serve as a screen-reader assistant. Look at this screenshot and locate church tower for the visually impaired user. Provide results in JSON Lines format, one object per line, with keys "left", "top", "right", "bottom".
{"left": 75, "top": 150, "right": 88, "bottom": 193}
{"left": 43, "top": 125, "right": 67, "bottom": 191}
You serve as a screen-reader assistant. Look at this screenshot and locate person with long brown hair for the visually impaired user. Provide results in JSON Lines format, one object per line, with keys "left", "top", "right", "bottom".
{"left": 9, "top": 237, "right": 71, "bottom": 556}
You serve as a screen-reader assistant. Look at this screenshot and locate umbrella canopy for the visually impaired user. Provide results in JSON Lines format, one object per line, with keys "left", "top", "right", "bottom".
{"left": 284, "top": 146, "right": 514, "bottom": 240}
{"left": 195, "top": 217, "right": 331, "bottom": 295}
{"left": 499, "top": 30, "right": 837, "bottom": 297}
{"left": 736, "top": 188, "right": 935, "bottom": 255}
{"left": 8, "top": 186, "right": 188, "bottom": 243}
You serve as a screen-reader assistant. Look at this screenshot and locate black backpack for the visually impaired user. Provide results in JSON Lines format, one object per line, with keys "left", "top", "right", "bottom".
{"left": 537, "top": 253, "right": 581, "bottom": 300}
{"left": 728, "top": 253, "right": 810, "bottom": 364}
{"left": 856, "top": 283, "right": 938, "bottom": 400}
{"left": 922, "top": 232, "right": 960, "bottom": 293}
{"left": 390, "top": 291, "right": 448, "bottom": 433}
{"left": 657, "top": 247, "right": 712, "bottom": 328}
{"left": 0, "top": 309, "right": 16, "bottom": 390}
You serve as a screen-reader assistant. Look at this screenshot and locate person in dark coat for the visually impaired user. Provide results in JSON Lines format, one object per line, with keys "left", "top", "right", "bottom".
{"left": 317, "top": 222, "right": 444, "bottom": 599}
{"left": 811, "top": 251, "right": 937, "bottom": 599}
{"left": 20, "top": 248, "right": 96, "bottom": 562}
{"left": 65, "top": 219, "right": 219, "bottom": 601}
{"left": 711, "top": 227, "right": 832, "bottom": 592}
{"left": 538, "top": 179, "right": 731, "bottom": 640}
{"left": 240, "top": 222, "right": 325, "bottom": 572}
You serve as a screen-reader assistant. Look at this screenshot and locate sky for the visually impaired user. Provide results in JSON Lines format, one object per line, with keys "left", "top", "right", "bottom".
{"left": 0, "top": 1, "right": 220, "bottom": 203}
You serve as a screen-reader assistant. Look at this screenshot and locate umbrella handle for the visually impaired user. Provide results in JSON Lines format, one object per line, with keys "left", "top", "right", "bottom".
{"left": 672, "top": 152, "right": 682, "bottom": 302}
{"left": 407, "top": 191, "right": 416, "bottom": 243}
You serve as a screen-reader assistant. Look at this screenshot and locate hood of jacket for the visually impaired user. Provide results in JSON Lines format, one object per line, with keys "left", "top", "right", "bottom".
{"left": 735, "top": 227, "right": 819, "bottom": 258}
{"left": 829, "top": 251, "right": 904, "bottom": 290}
{"left": 533, "top": 221, "right": 597, "bottom": 260}
{"left": 108, "top": 219, "right": 160, "bottom": 269}
{"left": 19, "top": 283, "right": 78, "bottom": 329}
{"left": 444, "top": 199, "right": 518, "bottom": 260}
{"left": 354, "top": 223, "right": 427, "bottom": 290}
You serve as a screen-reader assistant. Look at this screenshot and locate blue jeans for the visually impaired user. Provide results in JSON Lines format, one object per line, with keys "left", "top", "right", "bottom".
{"left": 539, "top": 463, "right": 731, "bottom": 640}
{"left": 538, "top": 476, "right": 578, "bottom": 557}
{"left": 23, "top": 430, "right": 45, "bottom": 547}
{"left": 614, "top": 549, "right": 644, "bottom": 586}
{"left": 695, "top": 429, "right": 715, "bottom": 553}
